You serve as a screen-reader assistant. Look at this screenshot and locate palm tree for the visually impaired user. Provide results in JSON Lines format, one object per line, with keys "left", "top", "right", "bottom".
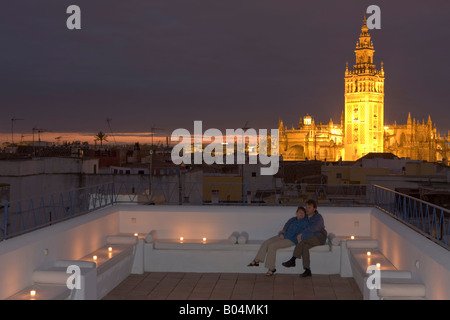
{"left": 95, "top": 131, "right": 108, "bottom": 147}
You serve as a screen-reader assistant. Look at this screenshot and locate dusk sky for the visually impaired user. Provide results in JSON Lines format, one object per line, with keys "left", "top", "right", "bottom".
{"left": 1, "top": 0, "right": 449, "bottom": 141}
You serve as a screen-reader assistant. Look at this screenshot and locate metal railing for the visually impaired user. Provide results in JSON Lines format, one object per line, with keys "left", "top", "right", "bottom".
{"left": 1, "top": 183, "right": 115, "bottom": 240}
{"left": 374, "top": 185, "right": 450, "bottom": 249}
{"left": 1, "top": 181, "right": 449, "bottom": 250}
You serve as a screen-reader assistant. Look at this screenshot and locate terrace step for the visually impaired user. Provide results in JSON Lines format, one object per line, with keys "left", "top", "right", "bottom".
{"left": 346, "top": 239, "right": 426, "bottom": 300}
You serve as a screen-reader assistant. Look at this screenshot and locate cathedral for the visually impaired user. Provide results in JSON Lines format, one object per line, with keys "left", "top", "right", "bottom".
{"left": 278, "top": 16, "right": 449, "bottom": 164}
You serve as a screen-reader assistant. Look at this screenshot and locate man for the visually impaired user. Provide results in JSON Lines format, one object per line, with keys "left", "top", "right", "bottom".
{"left": 282, "top": 199, "right": 327, "bottom": 277}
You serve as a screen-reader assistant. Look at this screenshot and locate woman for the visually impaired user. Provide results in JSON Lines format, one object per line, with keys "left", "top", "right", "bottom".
{"left": 247, "top": 206, "right": 309, "bottom": 276}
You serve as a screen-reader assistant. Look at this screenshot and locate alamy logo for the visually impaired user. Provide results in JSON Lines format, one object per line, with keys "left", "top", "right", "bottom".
{"left": 366, "top": 264, "right": 381, "bottom": 290}
{"left": 366, "top": 5, "right": 381, "bottom": 30}
{"left": 170, "top": 121, "right": 279, "bottom": 175}
{"left": 66, "top": 265, "right": 81, "bottom": 290}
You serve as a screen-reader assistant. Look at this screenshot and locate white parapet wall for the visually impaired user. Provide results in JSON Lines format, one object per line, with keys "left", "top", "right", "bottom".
{"left": 117, "top": 205, "right": 372, "bottom": 240}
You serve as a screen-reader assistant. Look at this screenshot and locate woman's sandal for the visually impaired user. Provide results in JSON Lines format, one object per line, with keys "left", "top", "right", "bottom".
{"left": 247, "top": 260, "right": 259, "bottom": 267}
{"left": 265, "top": 269, "right": 276, "bottom": 276}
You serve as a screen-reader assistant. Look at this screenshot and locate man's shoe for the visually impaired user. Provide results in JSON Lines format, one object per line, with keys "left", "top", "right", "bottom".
{"left": 282, "top": 260, "right": 296, "bottom": 268}
{"left": 300, "top": 268, "right": 312, "bottom": 277}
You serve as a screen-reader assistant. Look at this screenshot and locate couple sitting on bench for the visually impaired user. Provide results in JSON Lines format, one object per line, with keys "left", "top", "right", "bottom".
{"left": 247, "top": 199, "right": 327, "bottom": 277}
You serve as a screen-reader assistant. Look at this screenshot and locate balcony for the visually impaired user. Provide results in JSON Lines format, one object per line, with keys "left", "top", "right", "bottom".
{"left": 0, "top": 182, "right": 449, "bottom": 300}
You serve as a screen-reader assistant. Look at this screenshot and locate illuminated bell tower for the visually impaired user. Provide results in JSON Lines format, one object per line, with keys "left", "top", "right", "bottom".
{"left": 344, "top": 16, "right": 385, "bottom": 160}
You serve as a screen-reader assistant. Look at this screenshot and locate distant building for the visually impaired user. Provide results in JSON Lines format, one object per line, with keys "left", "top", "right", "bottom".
{"left": 0, "top": 157, "right": 99, "bottom": 202}
{"left": 384, "top": 113, "right": 447, "bottom": 163}
{"left": 319, "top": 152, "right": 450, "bottom": 208}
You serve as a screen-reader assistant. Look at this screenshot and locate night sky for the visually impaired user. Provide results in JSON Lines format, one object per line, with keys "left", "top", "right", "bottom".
{"left": 1, "top": 0, "right": 449, "bottom": 138}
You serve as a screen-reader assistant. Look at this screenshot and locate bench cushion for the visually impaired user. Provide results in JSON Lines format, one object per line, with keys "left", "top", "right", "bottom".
{"left": 32, "top": 270, "right": 70, "bottom": 285}
{"left": 54, "top": 260, "right": 96, "bottom": 269}
{"left": 237, "top": 232, "right": 249, "bottom": 244}
{"left": 378, "top": 281, "right": 426, "bottom": 297}
{"left": 328, "top": 233, "right": 340, "bottom": 246}
{"left": 106, "top": 235, "right": 138, "bottom": 245}
{"left": 347, "top": 239, "right": 379, "bottom": 249}
{"left": 144, "top": 230, "right": 158, "bottom": 243}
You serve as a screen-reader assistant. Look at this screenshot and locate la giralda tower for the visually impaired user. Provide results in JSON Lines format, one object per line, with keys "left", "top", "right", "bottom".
{"left": 344, "top": 15, "right": 385, "bottom": 160}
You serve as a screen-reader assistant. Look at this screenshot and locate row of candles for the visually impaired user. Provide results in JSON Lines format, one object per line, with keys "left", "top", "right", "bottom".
{"left": 179, "top": 237, "right": 207, "bottom": 243}
{"left": 350, "top": 236, "right": 382, "bottom": 269}
{"left": 132, "top": 232, "right": 207, "bottom": 243}
{"left": 92, "top": 246, "right": 114, "bottom": 261}
{"left": 366, "top": 251, "right": 381, "bottom": 268}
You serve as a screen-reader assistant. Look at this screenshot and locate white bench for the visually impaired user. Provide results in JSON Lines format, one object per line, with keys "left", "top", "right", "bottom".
{"left": 7, "top": 260, "right": 96, "bottom": 300}
{"left": 79, "top": 235, "right": 138, "bottom": 299}
{"left": 7, "top": 234, "right": 138, "bottom": 300}
{"left": 344, "top": 239, "right": 426, "bottom": 300}
{"left": 142, "top": 231, "right": 341, "bottom": 275}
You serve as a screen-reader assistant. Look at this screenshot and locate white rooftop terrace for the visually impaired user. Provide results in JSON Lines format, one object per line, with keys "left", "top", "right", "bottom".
{"left": 1, "top": 196, "right": 449, "bottom": 300}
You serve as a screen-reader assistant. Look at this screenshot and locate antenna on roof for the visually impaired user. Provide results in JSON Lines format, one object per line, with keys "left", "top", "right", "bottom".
{"left": 150, "top": 125, "right": 164, "bottom": 149}
{"left": 106, "top": 118, "right": 117, "bottom": 146}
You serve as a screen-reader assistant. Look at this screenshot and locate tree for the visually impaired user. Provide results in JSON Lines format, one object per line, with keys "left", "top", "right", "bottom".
{"left": 95, "top": 131, "right": 108, "bottom": 147}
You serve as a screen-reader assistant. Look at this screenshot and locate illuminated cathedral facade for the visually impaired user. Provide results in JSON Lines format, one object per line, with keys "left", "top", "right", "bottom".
{"left": 278, "top": 17, "right": 449, "bottom": 164}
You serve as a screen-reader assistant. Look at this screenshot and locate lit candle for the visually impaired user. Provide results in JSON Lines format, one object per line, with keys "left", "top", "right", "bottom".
{"left": 350, "top": 235, "right": 355, "bottom": 240}
{"left": 179, "top": 237, "right": 184, "bottom": 242}
{"left": 30, "top": 290, "right": 36, "bottom": 297}
{"left": 93, "top": 255, "right": 98, "bottom": 261}
{"left": 367, "top": 251, "right": 371, "bottom": 256}
{"left": 376, "top": 263, "right": 381, "bottom": 268}
{"left": 108, "top": 247, "right": 113, "bottom": 252}
{"left": 134, "top": 233, "right": 138, "bottom": 237}
{"left": 202, "top": 237, "right": 207, "bottom": 243}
